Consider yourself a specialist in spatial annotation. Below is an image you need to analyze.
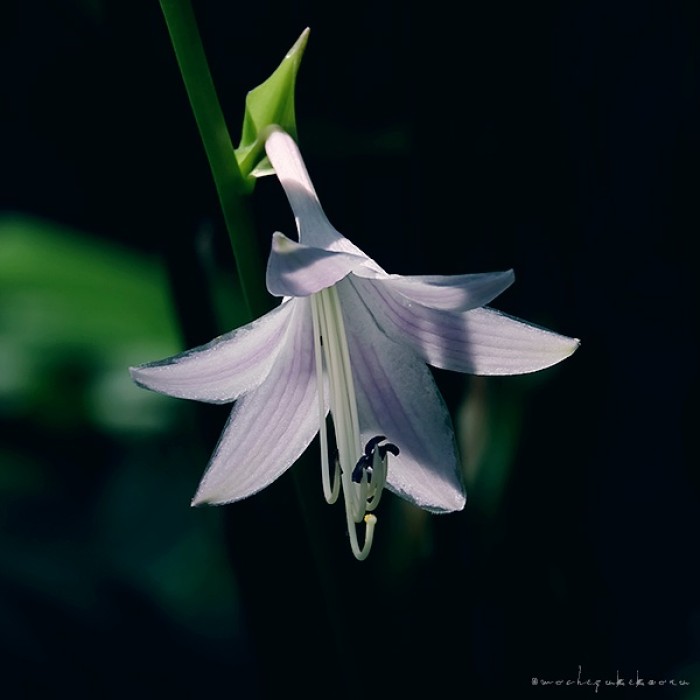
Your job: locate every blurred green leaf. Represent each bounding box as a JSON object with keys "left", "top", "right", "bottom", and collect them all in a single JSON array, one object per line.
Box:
[
  {"left": 0, "top": 213, "right": 181, "bottom": 433},
  {"left": 0, "top": 214, "right": 178, "bottom": 345}
]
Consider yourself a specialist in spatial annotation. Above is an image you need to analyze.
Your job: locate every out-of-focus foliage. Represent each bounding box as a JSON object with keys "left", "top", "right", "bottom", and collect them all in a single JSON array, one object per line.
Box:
[
  {"left": 0, "top": 214, "right": 180, "bottom": 433},
  {"left": 0, "top": 214, "right": 255, "bottom": 696}
]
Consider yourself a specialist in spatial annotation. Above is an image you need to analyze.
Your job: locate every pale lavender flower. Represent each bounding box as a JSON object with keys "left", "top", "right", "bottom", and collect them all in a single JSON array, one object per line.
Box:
[{"left": 130, "top": 129, "right": 579, "bottom": 559}]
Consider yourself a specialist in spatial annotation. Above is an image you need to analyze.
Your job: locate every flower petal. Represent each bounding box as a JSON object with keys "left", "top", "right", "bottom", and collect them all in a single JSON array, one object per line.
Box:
[
  {"left": 129, "top": 300, "right": 293, "bottom": 404},
  {"left": 266, "top": 232, "right": 369, "bottom": 297},
  {"left": 354, "top": 277, "right": 580, "bottom": 375},
  {"left": 364, "top": 269, "right": 515, "bottom": 311},
  {"left": 264, "top": 129, "right": 385, "bottom": 269},
  {"left": 265, "top": 129, "right": 345, "bottom": 250},
  {"left": 192, "top": 298, "right": 326, "bottom": 504},
  {"left": 338, "top": 278, "right": 465, "bottom": 513}
]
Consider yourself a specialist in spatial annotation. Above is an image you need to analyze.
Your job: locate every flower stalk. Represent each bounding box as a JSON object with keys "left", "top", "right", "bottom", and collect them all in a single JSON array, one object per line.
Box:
[{"left": 159, "top": 0, "right": 268, "bottom": 317}]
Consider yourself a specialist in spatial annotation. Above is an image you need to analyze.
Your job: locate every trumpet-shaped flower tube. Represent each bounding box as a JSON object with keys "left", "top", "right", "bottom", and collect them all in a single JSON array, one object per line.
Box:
[{"left": 130, "top": 129, "right": 579, "bottom": 560}]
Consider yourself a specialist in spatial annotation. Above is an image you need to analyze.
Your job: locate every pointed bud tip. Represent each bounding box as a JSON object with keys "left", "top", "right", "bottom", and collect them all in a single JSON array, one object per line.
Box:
[{"left": 287, "top": 27, "right": 310, "bottom": 59}]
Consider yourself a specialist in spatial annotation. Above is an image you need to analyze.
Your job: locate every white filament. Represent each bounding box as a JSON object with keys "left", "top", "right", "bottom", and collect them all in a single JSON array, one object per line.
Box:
[
  {"left": 310, "top": 286, "right": 385, "bottom": 560},
  {"left": 310, "top": 297, "right": 340, "bottom": 504}
]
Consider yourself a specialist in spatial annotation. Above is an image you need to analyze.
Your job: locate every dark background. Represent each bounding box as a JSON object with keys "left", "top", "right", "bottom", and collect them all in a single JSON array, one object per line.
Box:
[{"left": 1, "top": 1, "right": 698, "bottom": 698}]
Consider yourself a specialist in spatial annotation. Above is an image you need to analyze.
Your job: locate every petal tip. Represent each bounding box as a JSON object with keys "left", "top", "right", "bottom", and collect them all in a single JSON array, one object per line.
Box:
[
  {"left": 270, "top": 230, "right": 296, "bottom": 253},
  {"left": 191, "top": 483, "right": 222, "bottom": 507},
  {"left": 190, "top": 493, "right": 209, "bottom": 508},
  {"left": 422, "top": 488, "right": 466, "bottom": 514},
  {"left": 448, "top": 487, "right": 467, "bottom": 512},
  {"left": 128, "top": 365, "right": 152, "bottom": 389},
  {"left": 565, "top": 335, "right": 582, "bottom": 357}
]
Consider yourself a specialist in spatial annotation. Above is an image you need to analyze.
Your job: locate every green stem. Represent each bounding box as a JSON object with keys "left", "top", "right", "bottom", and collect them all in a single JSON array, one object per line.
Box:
[{"left": 159, "top": 0, "right": 269, "bottom": 318}]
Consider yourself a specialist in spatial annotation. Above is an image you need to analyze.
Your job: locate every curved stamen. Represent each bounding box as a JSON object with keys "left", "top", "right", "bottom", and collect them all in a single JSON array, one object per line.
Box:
[
  {"left": 329, "top": 454, "right": 341, "bottom": 502},
  {"left": 354, "top": 436, "right": 398, "bottom": 488},
  {"left": 317, "top": 290, "right": 364, "bottom": 522},
  {"left": 312, "top": 286, "right": 397, "bottom": 559},
  {"left": 346, "top": 512, "right": 377, "bottom": 561},
  {"left": 311, "top": 296, "right": 339, "bottom": 504}
]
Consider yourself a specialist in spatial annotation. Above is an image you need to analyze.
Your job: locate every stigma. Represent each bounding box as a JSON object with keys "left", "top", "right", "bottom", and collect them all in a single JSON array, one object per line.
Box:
[{"left": 309, "top": 286, "right": 398, "bottom": 560}]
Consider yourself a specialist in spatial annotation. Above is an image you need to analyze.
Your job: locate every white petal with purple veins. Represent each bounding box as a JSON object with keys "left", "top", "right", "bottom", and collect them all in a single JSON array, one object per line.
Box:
[
  {"left": 339, "top": 278, "right": 465, "bottom": 513},
  {"left": 265, "top": 129, "right": 344, "bottom": 251},
  {"left": 265, "top": 130, "right": 385, "bottom": 270},
  {"left": 355, "top": 276, "right": 580, "bottom": 375},
  {"left": 266, "top": 231, "right": 369, "bottom": 297},
  {"left": 192, "top": 298, "right": 327, "bottom": 504},
  {"left": 373, "top": 269, "right": 515, "bottom": 311},
  {"left": 129, "top": 300, "right": 294, "bottom": 404}
]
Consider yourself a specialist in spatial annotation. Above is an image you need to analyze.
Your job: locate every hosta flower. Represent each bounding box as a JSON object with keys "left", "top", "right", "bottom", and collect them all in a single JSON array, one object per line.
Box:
[{"left": 130, "top": 129, "right": 579, "bottom": 559}]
